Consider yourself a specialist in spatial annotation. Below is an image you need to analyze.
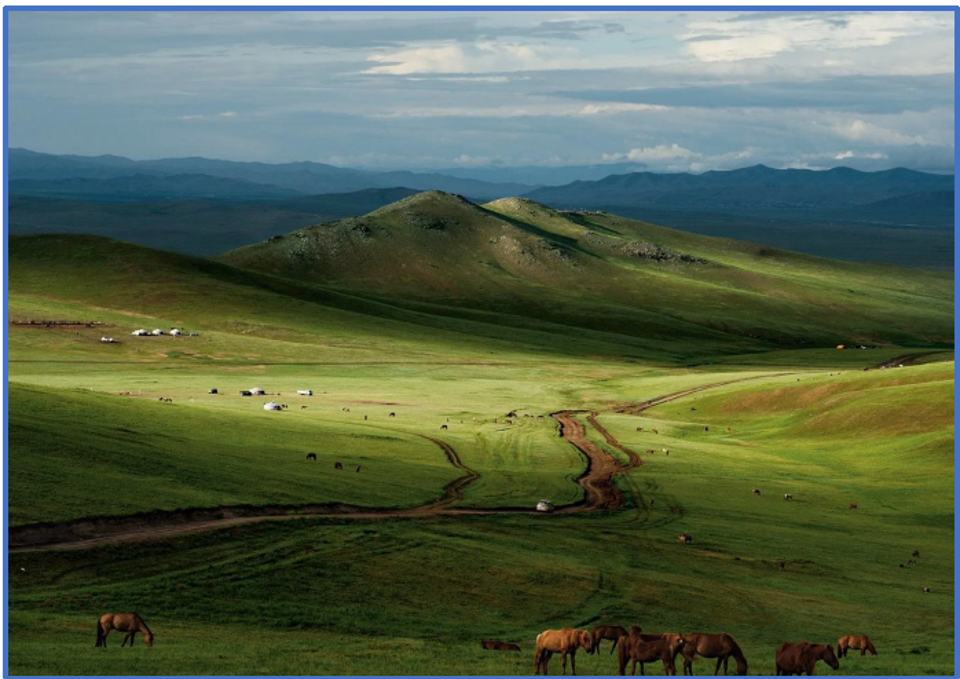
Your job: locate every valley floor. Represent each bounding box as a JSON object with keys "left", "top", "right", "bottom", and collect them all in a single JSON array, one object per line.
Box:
[{"left": 7, "top": 343, "right": 955, "bottom": 676}]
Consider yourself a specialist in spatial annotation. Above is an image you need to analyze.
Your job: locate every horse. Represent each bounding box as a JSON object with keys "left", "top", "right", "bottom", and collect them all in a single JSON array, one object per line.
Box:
[
  {"left": 679, "top": 632, "right": 748, "bottom": 676},
  {"left": 482, "top": 639, "right": 521, "bottom": 652},
  {"left": 389, "top": 412, "right": 396, "bottom": 418},
  {"left": 618, "top": 632, "right": 683, "bottom": 676},
  {"left": 591, "top": 626, "right": 628, "bottom": 655},
  {"left": 440, "top": 424, "right": 448, "bottom": 430},
  {"left": 334, "top": 462, "right": 343, "bottom": 470},
  {"left": 534, "top": 628, "right": 593, "bottom": 675},
  {"left": 837, "top": 635, "right": 877, "bottom": 658},
  {"left": 306, "top": 453, "right": 316, "bottom": 461},
  {"left": 753, "top": 489, "right": 761, "bottom": 495},
  {"left": 775, "top": 642, "right": 839, "bottom": 675},
  {"left": 784, "top": 494, "right": 793, "bottom": 501},
  {"left": 355, "top": 465, "right": 361, "bottom": 473},
  {"left": 849, "top": 503, "right": 858, "bottom": 510},
  {"left": 678, "top": 534, "right": 693, "bottom": 545},
  {"left": 95, "top": 612, "right": 153, "bottom": 648},
  {"left": 626, "top": 633, "right": 685, "bottom": 675},
  {"left": 912, "top": 550, "right": 920, "bottom": 558}
]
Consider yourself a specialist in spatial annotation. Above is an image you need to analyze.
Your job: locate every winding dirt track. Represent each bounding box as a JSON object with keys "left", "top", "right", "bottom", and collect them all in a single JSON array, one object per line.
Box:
[{"left": 9, "top": 375, "right": 785, "bottom": 554}]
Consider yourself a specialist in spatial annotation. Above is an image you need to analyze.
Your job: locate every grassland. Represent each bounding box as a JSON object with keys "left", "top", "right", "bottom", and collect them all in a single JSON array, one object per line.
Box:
[{"left": 6, "top": 195, "right": 954, "bottom": 675}]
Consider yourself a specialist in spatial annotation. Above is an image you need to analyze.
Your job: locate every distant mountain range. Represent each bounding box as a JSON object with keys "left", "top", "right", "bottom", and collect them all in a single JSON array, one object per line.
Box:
[
  {"left": 7, "top": 148, "right": 953, "bottom": 267},
  {"left": 524, "top": 164, "right": 954, "bottom": 221},
  {"left": 8, "top": 148, "right": 533, "bottom": 201}
]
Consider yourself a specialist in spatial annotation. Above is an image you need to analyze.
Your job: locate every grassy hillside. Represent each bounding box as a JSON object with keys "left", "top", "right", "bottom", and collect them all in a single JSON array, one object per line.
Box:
[
  {"left": 220, "top": 192, "right": 953, "bottom": 359},
  {"left": 8, "top": 364, "right": 954, "bottom": 675}
]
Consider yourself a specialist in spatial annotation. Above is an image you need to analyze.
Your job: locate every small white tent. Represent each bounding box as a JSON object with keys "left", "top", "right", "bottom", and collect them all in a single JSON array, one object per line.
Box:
[
  {"left": 151, "top": 328, "right": 164, "bottom": 336},
  {"left": 263, "top": 401, "right": 281, "bottom": 411},
  {"left": 170, "top": 328, "right": 182, "bottom": 336}
]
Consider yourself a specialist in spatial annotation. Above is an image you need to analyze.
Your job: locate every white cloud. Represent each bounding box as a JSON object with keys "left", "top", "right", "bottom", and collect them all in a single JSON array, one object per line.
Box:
[
  {"left": 827, "top": 118, "right": 929, "bottom": 146},
  {"left": 579, "top": 103, "right": 669, "bottom": 115},
  {"left": 835, "top": 150, "right": 887, "bottom": 160},
  {"left": 682, "top": 11, "right": 953, "bottom": 64},
  {"left": 603, "top": 143, "right": 699, "bottom": 163}
]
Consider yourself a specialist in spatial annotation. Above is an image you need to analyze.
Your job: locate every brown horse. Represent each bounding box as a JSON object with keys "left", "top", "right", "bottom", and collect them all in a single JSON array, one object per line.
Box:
[
  {"left": 775, "top": 642, "right": 839, "bottom": 675},
  {"left": 679, "top": 633, "right": 748, "bottom": 676},
  {"left": 628, "top": 633, "right": 685, "bottom": 675},
  {"left": 534, "top": 628, "right": 593, "bottom": 675},
  {"left": 617, "top": 632, "right": 683, "bottom": 676},
  {"left": 592, "top": 626, "right": 629, "bottom": 655},
  {"left": 482, "top": 639, "right": 521, "bottom": 651},
  {"left": 837, "top": 635, "right": 877, "bottom": 657},
  {"left": 95, "top": 613, "right": 153, "bottom": 648}
]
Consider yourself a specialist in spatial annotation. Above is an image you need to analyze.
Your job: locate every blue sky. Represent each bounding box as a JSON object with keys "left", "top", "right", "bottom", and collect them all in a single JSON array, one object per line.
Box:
[{"left": 8, "top": 10, "right": 955, "bottom": 172}]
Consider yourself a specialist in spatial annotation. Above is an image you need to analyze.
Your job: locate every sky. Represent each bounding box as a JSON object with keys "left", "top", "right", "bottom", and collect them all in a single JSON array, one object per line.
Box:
[{"left": 7, "top": 10, "right": 955, "bottom": 173}]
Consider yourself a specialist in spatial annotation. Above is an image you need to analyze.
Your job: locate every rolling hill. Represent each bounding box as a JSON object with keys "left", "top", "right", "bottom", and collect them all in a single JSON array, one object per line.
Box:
[{"left": 219, "top": 192, "right": 953, "bottom": 357}]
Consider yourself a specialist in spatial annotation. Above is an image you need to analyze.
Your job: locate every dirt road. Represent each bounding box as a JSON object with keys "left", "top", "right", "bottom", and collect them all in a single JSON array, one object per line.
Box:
[{"left": 9, "top": 376, "right": 784, "bottom": 553}]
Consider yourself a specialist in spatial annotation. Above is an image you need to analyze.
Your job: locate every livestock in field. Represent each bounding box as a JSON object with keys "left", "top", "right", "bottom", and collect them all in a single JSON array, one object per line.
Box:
[
  {"left": 306, "top": 453, "right": 316, "bottom": 461},
  {"left": 784, "top": 494, "right": 793, "bottom": 501},
  {"left": 482, "top": 639, "right": 521, "bottom": 652},
  {"left": 591, "top": 626, "right": 628, "bottom": 655},
  {"left": 628, "top": 633, "right": 686, "bottom": 676},
  {"left": 334, "top": 462, "right": 343, "bottom": 470},
  {"left": 95, "top": 613, "right": 153, "bottom": 648},
  {"left": 679, "top": 633, "right": 747, "bottom": 676},
  {"left": 775, "top": 642, "right": 839, "bottom": 676},
  {"left": 837, "top": 635, "right": 877, "bottom": 658},
  {"left": 534, "top": 628, "right": 593, "bottom": 675},
  {"left": 617, "top": 632, "right": 682, "bottom": 676},
  {"left": 679, "top": 534, "right": 693, "bottom": 545}
]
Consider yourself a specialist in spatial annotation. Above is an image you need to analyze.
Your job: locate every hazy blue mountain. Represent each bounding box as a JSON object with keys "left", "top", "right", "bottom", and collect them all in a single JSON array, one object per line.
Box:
[
  {"left": 8, "top": 174, "right": 303, "bottom": 201},
  {"left": 524, "top": 165, "right": 954, "bottom": 222},
  {"left": 9, "top": 148, "right": 534, "bottom": 200},
  {"left": 427, "top": 162, "right": 648, "bottom": 186}
]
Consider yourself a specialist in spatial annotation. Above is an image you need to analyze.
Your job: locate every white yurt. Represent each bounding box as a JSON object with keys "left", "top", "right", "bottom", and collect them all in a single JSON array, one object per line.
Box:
[
  {"left": 297, "top": 389, "right": 313, "bottom": 396},
  {"left": 170, "top": 328, "right": 182, "bottom": 336},
  {"left": 263, "top": 401, "right": 281, "bottom": 411},
  {"left": 151, "top": 328, "right": 164, "bottom": 335},
  {"left": 250, "top": 387, "right": 265, "bottom": 395},
  {"left": 536, "top": 500, "right": 555, "bottom": 513},
  {"left": 132, "top": 329, "right": 148, "bottom": 336}
]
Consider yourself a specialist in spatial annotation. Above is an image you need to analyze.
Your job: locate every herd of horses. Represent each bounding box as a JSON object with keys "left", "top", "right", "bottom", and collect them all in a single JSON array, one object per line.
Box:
[{"left": 532, "top": 625, "right": 877, "bottom": 676}]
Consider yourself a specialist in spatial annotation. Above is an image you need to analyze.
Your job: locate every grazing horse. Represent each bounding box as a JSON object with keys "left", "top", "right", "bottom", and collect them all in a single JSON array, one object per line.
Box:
[
  {"left": 591, "top": 626, "right": 628, "bottom": 655},
  {"left": 849, "top": 503, "right": 858, "bottom": 510},
  {"left": 482, "top": 639, "right": 521, "bottom": 651},
  {"left": 775, "top": 642, "right": 839, "bottom": 676},
  {"left": 678, "top": 534, "right": 693, "bottom": 545},
  {"left": 440, "top": 424, "right": 448, "bottom": 430},
  {"left": 784, "top": 494, "right": 793, "bottom": 501},
  {"left": 618, "top": 633, "right": 683, "bottom": 676},
  {"left": 534, "top": 628, "right": 593, "bottom": 675},
  {"left": 679, "top": 633, "right": 748, "bottom": 676},
  {"left": 355, "top": 465, "right": 361, "bottom": 473},
  {"left": 306, "top": 453, "right": 316, "bottom": 461},
  {"left": 837, "top": 635, "right": 877, "bottom": 657},
  {"left": 334, "top": 462, "right": 343, "bottom": 470},
  {"left": 300, "top": 405, "right": 308, "bottom": 410},
  {"left": 752, "top": 489, "right": 761, "bottom": 495},
  {"left": 95, "top": 613, "right": 153, "bottom": 648},
  {"left": 912, "top": 550, "right": 920, "bottom": 558},
  {"left": 389, "top": 412, "right": 396, "bottom": 418}
]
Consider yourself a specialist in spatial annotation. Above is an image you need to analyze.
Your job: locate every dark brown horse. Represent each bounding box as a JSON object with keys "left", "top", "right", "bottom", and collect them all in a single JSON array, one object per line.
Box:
[
  {"left": 680, "top": 633, "right": 748, "bottom": 676},
  {"left": 629, "top": 633, "right": 685, "bottom": 675},
  {"left": 591, "top": 626, "right": 629, "bottom": 655},
  {"left": 481, "top": 639, "right": 521, "bottom": 651},
  {"left": 617, "top": 632, "right": 683, "bottom": 676},
  {"left": 837, "top": 635, "right": 877, "bottom": 657},
  {"left": 775, "top": 642, "right": 839, "bottom": 675},
  {"left": 96, "top": 613, "right": 153, "bottom": 648}
]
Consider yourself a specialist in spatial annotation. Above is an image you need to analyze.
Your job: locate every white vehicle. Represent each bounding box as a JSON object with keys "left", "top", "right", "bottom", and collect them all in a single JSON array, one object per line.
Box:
[{"left": 536, "top": 500, "right": 555, "bottom": 513}]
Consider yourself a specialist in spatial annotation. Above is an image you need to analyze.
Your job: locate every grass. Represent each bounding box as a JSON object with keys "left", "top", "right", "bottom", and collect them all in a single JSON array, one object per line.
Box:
[{"left": 6, "top": 202, "right": 954, "bottom": 675}]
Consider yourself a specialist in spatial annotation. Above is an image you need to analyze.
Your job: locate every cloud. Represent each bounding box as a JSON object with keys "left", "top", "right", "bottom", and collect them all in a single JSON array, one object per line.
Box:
[
  {"left": 681, "top": 11, "right": 952, "bottom": 63},
  {"left": 602, "top": 144, "right": 699, "bottom": 163},
  {"left": 834, "top": 150, "right": 888, "bottom": 160},
  {"left": 826, "top": 118, "right": 929, "bottom": 146}
]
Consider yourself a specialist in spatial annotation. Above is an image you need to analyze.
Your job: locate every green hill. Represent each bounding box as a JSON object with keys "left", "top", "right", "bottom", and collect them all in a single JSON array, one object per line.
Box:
[{"left": 220, "top": 191, "right": 953, "bottom": 358}]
